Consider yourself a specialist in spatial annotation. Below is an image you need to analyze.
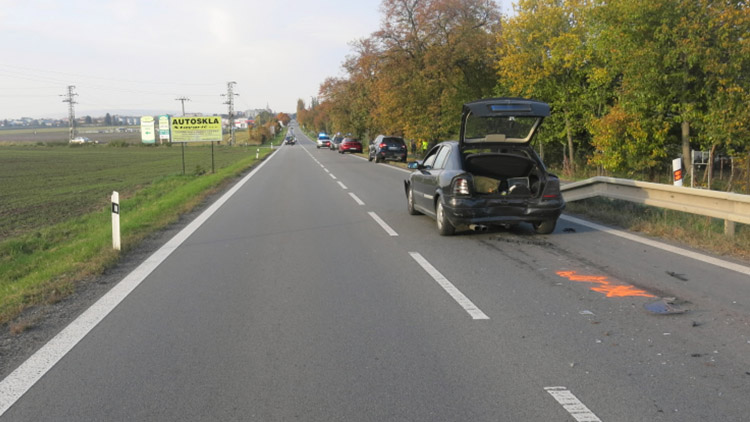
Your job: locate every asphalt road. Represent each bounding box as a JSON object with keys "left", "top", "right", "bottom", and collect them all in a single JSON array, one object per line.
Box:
[{"left": 1, "top": 123, "right": 750, "bottom": 421}]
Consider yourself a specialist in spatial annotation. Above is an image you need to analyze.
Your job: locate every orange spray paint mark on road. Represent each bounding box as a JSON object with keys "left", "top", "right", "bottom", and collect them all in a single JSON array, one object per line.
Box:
[{"left": 556, "top": 271, "right": 655, "bottom": 298}]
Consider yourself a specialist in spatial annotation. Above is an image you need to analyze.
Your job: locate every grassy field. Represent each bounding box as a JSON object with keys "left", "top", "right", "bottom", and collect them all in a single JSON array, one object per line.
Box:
[
  {"left": 0, "top": 143, "right": 263, "bottom": 240},
  {"left": 0, "top": 126, "right": 141, "bottom": 144},
  {"left": 0, "top": 138, "right": 278, "bottom": 327}
]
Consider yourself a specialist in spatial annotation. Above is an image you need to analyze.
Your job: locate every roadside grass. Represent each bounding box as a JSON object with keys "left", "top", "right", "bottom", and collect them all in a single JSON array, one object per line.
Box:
[
  {"left": 565, "top": 198, "right": 750, "bottom": 261},
  {"left": 0, "top": 139, "right": 279, "bottom": 327}
]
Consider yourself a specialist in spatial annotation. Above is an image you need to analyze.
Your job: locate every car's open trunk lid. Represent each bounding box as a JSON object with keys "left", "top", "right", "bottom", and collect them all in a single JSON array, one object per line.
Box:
[{"left": 459, "top": 98, "right": 550, "bottom": 148}]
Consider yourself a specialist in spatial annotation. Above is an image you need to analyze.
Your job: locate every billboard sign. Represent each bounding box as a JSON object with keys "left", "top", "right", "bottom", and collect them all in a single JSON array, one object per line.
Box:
[
  {"left": 170, "top": 116, "right": 223, "bottom": 143},
  {"left": 158, "top": 115, "right": 171, "bottom": 142},
  {"left": 141, "top": 116, "right": 155, "bottom": 144}
]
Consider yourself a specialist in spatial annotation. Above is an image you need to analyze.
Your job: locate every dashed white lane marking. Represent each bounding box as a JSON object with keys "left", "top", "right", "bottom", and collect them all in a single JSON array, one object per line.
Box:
[
  {"left": 0, "top": 149, "right": 279, "bottom": 418},
  {"left": 349, "top": 193, "right": 365, "bottom": 206},
  {"left": 329, "top": 173, "right": 337, "bottom": 180},
  {"left": 324, "top": 168, "right": 330, "bottom": 173},
  {"left": 337, "top": 181, "right": 348, "bottom": 190},
  {"left": 368, "top": 212, "right": 398, "bottom": 236},
  {"left": 560, "top": 215, "right": 750, "bottom": 276},
  {"left": 408, "top": 252, "right": 489, "bottom": 320},
  {"left": 545, "top": 387, "right": 602, "bottom": 422}
]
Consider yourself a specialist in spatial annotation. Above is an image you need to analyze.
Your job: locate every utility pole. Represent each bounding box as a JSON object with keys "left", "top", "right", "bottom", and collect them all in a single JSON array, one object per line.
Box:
[
  {"left": 175, "top": 96, "right": 190, "bottom": 116},
  {"left": 60, "top": 85, "right": 78, "bottom": 141},
  {"left": 221, "top": 81, "right": 238, "bottom": 145}
]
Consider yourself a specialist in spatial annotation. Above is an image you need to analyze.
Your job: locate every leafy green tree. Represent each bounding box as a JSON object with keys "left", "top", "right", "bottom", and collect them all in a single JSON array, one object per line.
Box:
[
  {"left": 496, "top": 0, "right": 599, "bottom": 173},
  {"left": 589, "top": 0, "right": 710, "bottom": 177}
]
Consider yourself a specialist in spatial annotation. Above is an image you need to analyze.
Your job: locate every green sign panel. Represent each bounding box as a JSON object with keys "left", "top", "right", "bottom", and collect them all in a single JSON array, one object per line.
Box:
[{"left": 141, "top": 116, "right": 155, "bottom": 144}]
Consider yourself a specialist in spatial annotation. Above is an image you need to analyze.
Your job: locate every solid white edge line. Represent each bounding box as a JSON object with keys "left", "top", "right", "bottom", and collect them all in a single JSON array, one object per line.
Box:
[
  {"left": 409, "top": 252, "right": 489, "bottom": 320},
  {"left": 545, "top": 387, "right": 602, "bottom": 422},
  {"left": 0, "top": 150, "right": 279, "bottom": 417},
  {"left": 368, "top": 211, "right": 398, "bottom": 236},
  {"left": 560, "top": 215, "right": 750, "bottom": 276},
  {"left": 349, "top": 193, "right": 365, "bottom": 206},
  {"left": 337, "top": 181, "right": 348, "bottom": 190},
  {"left": 376, "top": 163, "right": 411, "bottom": 174}
]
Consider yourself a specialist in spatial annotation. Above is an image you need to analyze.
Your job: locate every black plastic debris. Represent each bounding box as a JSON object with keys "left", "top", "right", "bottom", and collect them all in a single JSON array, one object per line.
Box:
[
  {"left": 563, "top": 227, "right": 576, "bottom": 233},
  {"left": 645, "top": 298, "right": 687, "bottom": 315},
  {"left": 666, "top": 271, "right": 689, "bottom": 281}
]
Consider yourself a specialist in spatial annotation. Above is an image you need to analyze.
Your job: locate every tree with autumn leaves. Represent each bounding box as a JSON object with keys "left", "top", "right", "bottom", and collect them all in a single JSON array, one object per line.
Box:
[
  {"left": 300, "top": 0, "right": 750, "bottom": 188},
  {"left": 246, "top": 111, "right": 291, "bottom": 145},
  {"left": 299, "top": 0, "right": 500, "bottom": 145}
]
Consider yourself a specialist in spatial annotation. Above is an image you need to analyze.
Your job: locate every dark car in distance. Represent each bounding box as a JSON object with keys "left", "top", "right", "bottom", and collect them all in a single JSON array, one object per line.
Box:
[
  {"left": 339, "top": 137, "right": 363, "bottom": 154},
  {"left": 404, "top": 97, "right": 565, "bottom": 236},
  {"left": 369, "top": 135, "right": 407, "bottom": 163}
]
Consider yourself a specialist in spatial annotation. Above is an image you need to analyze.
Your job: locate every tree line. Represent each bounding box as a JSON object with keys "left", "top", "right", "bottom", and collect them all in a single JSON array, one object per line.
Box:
[{"left": 296, "top": 0, "right": 750, "bottom": 189}]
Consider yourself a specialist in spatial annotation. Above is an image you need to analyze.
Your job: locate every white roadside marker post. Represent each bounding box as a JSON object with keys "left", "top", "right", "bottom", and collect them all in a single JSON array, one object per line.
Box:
[{"left": 111, "top": 191, "right": 121, "bottom": 251}]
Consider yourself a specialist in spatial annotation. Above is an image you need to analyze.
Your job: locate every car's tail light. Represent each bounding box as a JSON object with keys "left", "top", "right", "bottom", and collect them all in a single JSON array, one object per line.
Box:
[
  {"left": 542, "top": 178, "right": 561, "bottom": 199},
  {"left": 379, "top": 142, "right": 387, "bottom": 149},
  {"left": 452, "top": 176, "right": 471, "bottom": 196}
]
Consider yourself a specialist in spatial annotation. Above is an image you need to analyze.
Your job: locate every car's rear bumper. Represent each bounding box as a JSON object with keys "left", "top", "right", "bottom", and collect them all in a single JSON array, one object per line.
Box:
[
  {"left": 378, "top": 151, "right": 407, "bottom": 161},
  {"left": 444, "top": 196, "right": 565, "bottom": 226}
]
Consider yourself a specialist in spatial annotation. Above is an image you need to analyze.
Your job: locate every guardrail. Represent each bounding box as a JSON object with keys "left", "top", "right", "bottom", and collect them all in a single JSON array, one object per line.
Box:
[{"left": 560, "top": 176, "right": 750, "bottom": 236}]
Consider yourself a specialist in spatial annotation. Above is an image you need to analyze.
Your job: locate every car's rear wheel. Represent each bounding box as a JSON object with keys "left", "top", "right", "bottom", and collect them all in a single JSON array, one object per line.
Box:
[
  {"left": 368, "top": 154, "right": 373, "bottom": 162},
  {"left": 407, "top": 186, "right": 421, "bottom": 215},
  {"left": 436, "top": 200, "right": 455, "bottom": 236},
  {"left": 532, "top": 219, "right": 556, "bottom": 235}
]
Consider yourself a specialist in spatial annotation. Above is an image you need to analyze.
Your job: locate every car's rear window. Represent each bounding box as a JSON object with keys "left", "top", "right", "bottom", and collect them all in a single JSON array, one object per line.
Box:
[
  {"left": 463, "top": 115, "right": 539, "bottom": 143},
  {"left": 383, "top": 137, "right": 404, "bottom": 146}
]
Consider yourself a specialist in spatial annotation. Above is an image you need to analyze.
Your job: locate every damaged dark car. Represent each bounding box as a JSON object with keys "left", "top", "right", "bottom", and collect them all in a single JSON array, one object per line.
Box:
[{"left": 404, "top": 97, "right": 565, "bottom": 235}]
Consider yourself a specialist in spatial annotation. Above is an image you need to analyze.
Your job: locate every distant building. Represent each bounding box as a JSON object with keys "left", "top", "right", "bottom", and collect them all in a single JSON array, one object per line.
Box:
[{"left": 234, "top": 119, "right": 254, "bottom": 129}]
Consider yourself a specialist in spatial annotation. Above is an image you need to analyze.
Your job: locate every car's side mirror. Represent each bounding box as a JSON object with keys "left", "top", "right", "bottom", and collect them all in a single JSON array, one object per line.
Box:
[{"left": 407, "top": 162, "right": 420, "bottom": 169}]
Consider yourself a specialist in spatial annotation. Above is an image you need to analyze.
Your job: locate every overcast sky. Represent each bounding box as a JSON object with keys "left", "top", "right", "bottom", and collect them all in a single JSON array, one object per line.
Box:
[{"left": 0, "top": 0, "right": 515, "bottom": 120}]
